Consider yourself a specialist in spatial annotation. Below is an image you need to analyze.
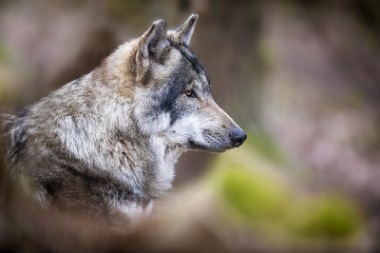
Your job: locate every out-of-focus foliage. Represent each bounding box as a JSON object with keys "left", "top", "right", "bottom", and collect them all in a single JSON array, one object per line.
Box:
[
  {"left": 245, "top": 129, "right": 288, "bottom": 165},
  {"left": 207, "top": 144, "right": 365, "bottom": 249},
  {"left": 288, "top": 195, "right": 361, "bottom": 239},
  {"left": 221, "top": 164, "right": 286, "bottom": 222}
]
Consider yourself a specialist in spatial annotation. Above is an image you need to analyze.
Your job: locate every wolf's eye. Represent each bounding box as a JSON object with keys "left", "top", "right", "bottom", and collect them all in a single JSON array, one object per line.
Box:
[{"left": 185, "top": 89, "right": 196, "bottom": 98}]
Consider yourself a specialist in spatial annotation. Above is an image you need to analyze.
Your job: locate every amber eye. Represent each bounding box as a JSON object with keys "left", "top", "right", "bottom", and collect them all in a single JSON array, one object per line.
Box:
[{"left": 185, "top": 89, "right": 196, "bottom": 98}]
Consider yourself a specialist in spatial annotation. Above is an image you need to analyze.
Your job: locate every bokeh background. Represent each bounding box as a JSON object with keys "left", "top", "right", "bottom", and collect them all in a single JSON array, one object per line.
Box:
[{"left": 1, "top": 0, "right": 380, "bottom": 252}]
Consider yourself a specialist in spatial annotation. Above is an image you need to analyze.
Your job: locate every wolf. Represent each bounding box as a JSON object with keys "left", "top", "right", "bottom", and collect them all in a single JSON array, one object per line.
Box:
[{"left": 2, "top": 14, "right": 246, "bottom": 223}]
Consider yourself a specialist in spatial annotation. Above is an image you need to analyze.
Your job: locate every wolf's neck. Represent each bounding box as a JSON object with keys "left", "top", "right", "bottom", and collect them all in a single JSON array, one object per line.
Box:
[
  {"left": 59, "top": 102, "right": 180, "bottom": 200},
  {"left": 148, "top": 135, "right": 185, "bottom": 195}
]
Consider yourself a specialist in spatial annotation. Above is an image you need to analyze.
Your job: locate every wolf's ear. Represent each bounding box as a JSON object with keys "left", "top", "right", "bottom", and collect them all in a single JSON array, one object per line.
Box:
[
  {"left": 136, "top": 20, "right": 169, "bottom": 76},
  {"left": 168, "top": 14, "right": 199, "bottom": 46}
]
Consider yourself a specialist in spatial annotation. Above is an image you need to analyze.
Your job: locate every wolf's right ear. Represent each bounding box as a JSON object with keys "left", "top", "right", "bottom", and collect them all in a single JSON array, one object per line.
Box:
[
  {"left": 167, "top": 14, "right": 199, "bottom": 46},
  {"left": 136, "top": 20, "right": 169, "bottom": 81}
]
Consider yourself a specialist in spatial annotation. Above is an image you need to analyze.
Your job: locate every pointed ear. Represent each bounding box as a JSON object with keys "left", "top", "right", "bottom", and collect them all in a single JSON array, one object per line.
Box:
[
  {"left": 168, "top": 14, "right": 199, "bottom": 46},
  {"left": 136, "top": 20, "right": 169, "bottom": 78}
]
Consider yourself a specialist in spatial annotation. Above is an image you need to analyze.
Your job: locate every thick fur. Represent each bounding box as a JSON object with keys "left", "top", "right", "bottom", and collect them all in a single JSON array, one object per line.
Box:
[{"left": 2, "top": 14, "right": 246, "bottom": 223}]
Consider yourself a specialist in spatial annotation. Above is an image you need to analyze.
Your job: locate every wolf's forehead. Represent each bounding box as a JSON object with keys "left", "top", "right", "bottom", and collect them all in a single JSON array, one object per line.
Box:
[{"left": 167, "top": 42, "right": 209, "bottom": 84}]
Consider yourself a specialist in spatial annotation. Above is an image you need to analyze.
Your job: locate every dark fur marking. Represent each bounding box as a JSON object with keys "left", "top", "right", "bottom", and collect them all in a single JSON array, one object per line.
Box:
[
  {"left": 128, "top": 48, "right": 138, "bottom": 82},
  {"left": 9, "top": 109, "right": 30, "bottom": 165},
  {"left": 63, "top": 165, "right": 137, "bottom": 203},
  {"left": 141, "top": 68, "right": 152, "bottom": 86},
  {"left": 42, "top": 180, "right": 63, "bottom": 198},
  {"left": 121, "top": 151, "right": 136, "bottom": 171},
  {"left": 155, "top": 62, "right": 193, "bottom": 125},
  {"left": 169, "top": 41, "right": 210, "bottom": 84}
]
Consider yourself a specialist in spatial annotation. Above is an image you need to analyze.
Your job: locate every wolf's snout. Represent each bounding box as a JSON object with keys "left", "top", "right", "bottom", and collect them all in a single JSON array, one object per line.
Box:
[{"left": 229, "top": 127, "right": 247, "bottom": 147}]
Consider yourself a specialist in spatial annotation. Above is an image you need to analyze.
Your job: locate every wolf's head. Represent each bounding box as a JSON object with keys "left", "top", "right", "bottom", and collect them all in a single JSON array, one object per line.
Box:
[{"left": 109, "top": 14, "right": 246, "bottom": 152}]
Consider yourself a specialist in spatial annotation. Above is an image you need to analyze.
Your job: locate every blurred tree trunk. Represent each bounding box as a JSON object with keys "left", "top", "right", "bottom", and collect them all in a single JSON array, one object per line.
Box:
[{"left": 194, "top": 0, "right": 263, "bottom": 127}]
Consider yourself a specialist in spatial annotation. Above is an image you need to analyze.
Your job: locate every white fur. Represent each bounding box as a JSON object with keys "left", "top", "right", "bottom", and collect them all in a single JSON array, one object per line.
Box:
[{"left": 117, "top": 201, "right": 153, "bottom": 226}]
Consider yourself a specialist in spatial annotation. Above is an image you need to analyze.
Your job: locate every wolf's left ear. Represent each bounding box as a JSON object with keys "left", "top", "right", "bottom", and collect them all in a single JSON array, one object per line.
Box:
[
  {"left": 138, "top": 20, "right": 169, "bottom": 60},
  {"left": 168, "top": 14, "right": 199, "bottom": 46},
  {"left": 136, "top": 20, "right": 169, "bottom": 81}
]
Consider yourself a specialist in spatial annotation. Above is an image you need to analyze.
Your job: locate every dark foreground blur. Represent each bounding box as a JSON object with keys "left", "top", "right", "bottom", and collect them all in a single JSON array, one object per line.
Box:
[{"left": 1, "top": 1, "right": 380, "bottom": 252}]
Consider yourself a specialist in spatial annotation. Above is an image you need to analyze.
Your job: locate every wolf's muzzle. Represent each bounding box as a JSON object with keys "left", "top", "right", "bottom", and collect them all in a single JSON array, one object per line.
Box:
[{"left": 229, "top": 127, "right": 247, "bottom": 147}]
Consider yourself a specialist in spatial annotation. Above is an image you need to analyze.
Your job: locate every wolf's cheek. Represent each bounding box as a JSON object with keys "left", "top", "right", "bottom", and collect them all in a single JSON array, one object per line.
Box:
[
  {"left": 167, "top": 113, "right": 224, "bottom": 151},
  {"left": 134, "top": 107, "right": 172, "bottom": 135},
  {"left": 169, "top": 114, "right": 204, "bottom": 143}
]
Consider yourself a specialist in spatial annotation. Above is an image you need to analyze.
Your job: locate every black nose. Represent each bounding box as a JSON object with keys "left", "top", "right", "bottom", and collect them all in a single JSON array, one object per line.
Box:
[{"left": 229, "top": 127, "right": 247, "bottom": 147}]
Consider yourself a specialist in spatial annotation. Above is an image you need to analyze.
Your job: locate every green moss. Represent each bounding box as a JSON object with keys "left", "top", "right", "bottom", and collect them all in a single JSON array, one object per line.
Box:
[
  {"left": 287, "top": 195, "right": 362, "bottom": 239},
  {"left": 211, "top": 146, "right": 364, "bottom": 241},
  {"left": 218, "top": 161, "right": 287, "bottom": 223}
]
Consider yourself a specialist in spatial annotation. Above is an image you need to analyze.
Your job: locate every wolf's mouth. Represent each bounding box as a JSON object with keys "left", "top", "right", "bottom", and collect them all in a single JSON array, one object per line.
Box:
[
  {"left": 188, "top": 139, "right": 207, "bottom": 150},
  {"left": 187, "top": 138, "right": 226, "bottom": 153}
]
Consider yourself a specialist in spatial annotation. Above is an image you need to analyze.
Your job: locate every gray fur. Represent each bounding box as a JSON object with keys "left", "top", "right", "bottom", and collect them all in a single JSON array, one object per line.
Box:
[{"left": 2, "top": 14, "right": 246, "bottom": 224}]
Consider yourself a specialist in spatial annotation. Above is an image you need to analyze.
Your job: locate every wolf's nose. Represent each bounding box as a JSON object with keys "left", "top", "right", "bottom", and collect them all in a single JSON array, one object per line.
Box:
[{"left": 229, "top": 127, "right": 247, "bottom": 147}]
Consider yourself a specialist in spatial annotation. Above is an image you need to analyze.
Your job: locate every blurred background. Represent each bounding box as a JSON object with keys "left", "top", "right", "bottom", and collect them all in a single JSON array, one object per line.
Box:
[{"left": 0, "top": 0, "right": 380, "bottom": 252}]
